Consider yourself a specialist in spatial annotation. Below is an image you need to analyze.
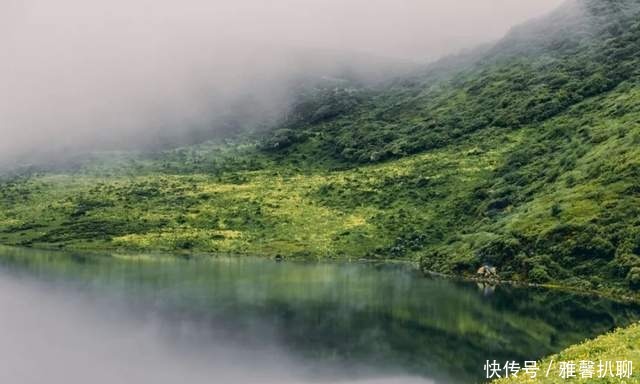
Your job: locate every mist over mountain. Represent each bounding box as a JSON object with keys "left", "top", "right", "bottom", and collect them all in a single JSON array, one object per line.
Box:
[
  {"left": 3, "top": 0, "right": 640, "bottom": 294},
  {"left": 0, "top": 0, "right": 565, "bottom": 167},
  {"left": 3, "top": 2, "right": 640, "bottom": 383}
]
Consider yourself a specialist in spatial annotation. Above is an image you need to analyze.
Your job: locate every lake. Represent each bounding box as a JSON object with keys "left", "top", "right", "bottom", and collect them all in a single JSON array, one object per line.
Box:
[{"left": 0, "top": 246, "right": 638, "bottom": 383}]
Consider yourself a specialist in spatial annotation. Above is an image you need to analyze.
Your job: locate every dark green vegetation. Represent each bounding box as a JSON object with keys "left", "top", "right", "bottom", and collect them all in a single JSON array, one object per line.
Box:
[
  {"left": 2, "top": 246, "right": 639, "bottom": 383},
  {"left": 2, "top": 0, "right": 640, "bottom": 294}
]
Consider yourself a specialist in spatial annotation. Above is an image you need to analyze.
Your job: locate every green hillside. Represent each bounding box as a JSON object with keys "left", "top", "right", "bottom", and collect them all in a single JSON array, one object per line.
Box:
[{"left": 1, "top": 0, "right": 640, "bottom": 294}]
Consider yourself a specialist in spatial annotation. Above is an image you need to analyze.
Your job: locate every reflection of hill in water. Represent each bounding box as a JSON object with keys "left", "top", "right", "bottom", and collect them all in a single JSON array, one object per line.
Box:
[{"left": 1, "top": 246, "right": 639, "bottom": 383}]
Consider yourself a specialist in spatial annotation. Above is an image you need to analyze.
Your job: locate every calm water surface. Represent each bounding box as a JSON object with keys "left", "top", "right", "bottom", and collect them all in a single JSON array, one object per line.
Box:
[{"left": 0, "top": 246, "right": 639, "bottom": 384}]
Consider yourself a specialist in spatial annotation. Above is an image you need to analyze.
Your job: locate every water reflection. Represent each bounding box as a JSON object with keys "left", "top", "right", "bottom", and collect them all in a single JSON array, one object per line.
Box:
[{"left": 0, "top": 246, "right": 638, "bottom": 384}]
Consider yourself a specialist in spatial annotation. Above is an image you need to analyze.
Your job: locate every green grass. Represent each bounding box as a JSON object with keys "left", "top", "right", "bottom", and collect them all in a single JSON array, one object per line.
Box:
[
  {"left": 2, "top": 79, "right": 640, "bottom": 297},
  {"left": 496, "top": 322, "right": 640, "bottom": 383},
  {"left": 1, "top": 0, "right": 640, "bottom": 377},
  {"left": 2, "top": 0, "right": 640, "bottom": 295},
  {"left": 0, "top": 127, "right": 508, "bottom": 260}
]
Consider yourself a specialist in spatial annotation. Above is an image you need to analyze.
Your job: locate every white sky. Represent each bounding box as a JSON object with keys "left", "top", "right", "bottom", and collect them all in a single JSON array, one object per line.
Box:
[{"left": 0, "top": 0, "right": 566, "bottom": 164}]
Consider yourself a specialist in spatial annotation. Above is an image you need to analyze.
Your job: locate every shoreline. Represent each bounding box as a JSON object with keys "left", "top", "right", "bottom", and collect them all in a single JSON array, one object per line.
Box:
[
  {"left": 2, "top": 242, "right": 638, "bottom": 304},
  {"left": 422, "top": 269, "right": 640, "bottom": 304}
]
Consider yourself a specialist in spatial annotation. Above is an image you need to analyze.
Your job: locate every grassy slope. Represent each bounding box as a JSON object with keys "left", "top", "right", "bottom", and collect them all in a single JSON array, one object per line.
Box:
[
  {"left": 0, "top": 127, "right": 509, "bottom": 258},
  {"left": 497, "top": 322, "right": 640, "bottom": 383},
  {"left": 2, "top": 80, "right": 639, "bottom": 294},
  {"left": 1, "top": 0, "right": 640, "bottom": 375},
  {"left": 0, "top": 0, "right": 640, "bottom": 288}
]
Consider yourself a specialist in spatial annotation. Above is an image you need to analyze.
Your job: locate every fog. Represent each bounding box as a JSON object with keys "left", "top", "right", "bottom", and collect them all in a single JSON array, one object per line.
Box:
[
  {"left": 0, "top": 270, "right": 432, "bottom": 384},
  {"left": 0, "top": 0, "right": 565, "bottom": 166}
]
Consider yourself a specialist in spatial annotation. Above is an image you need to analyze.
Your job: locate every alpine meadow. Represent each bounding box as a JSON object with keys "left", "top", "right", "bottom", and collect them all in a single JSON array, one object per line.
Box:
[{"left": 2, "top": 0, "right": 640, "bottom": 383}]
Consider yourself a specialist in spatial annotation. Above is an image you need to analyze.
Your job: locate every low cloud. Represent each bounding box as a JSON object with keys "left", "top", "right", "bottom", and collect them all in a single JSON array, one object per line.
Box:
[{"left": 0, "top": 0, "right": 565, "bottom": 166}]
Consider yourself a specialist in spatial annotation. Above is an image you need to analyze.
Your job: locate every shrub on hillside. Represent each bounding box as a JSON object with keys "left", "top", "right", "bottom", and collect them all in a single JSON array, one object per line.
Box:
[
  {"left": 259, "top": 129, "right": 305, "bottom": 151},
  {"left": 476, "top": 237, "right": 522, "bottom": 267},
  {"left": 540, "top": 224, "right": 615, "bottom": 261},
  {"left": 627, "top": 267, "right": 640, "bottom": 290},
  {"left": 529, "top": 265, "right": 552, "bottom": 284}
]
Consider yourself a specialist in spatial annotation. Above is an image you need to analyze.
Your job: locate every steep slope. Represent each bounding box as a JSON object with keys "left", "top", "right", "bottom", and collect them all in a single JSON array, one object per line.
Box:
[
  {"left": 262, "top": 0, "right": 640, "bottom": 164},
  {"left": 1, "top": 0, "right": 640, "bottom": 294}
]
